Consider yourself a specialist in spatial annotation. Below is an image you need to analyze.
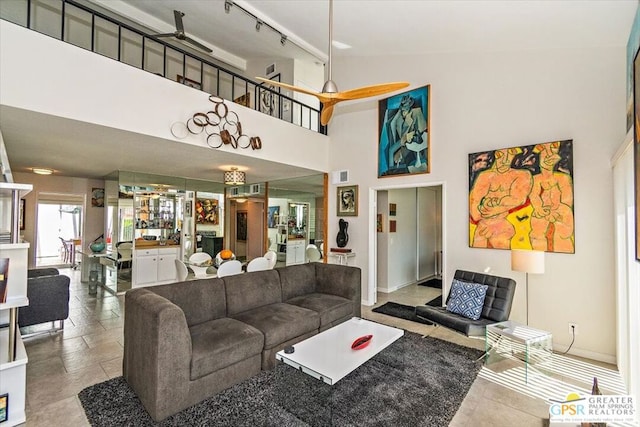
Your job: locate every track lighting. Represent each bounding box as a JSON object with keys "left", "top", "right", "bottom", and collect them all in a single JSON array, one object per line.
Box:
[
  {"left": 280, "top": 34, "right": 287, "bottom": 46},
  {"left": 255, "top": 19, "right": 262, "bottom": 32},
  {"left": 224, "top": 0, "right": 233, "bottom": 13}
]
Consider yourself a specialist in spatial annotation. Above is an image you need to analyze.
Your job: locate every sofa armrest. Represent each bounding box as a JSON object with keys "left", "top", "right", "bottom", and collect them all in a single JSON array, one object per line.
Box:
[
  {"left": 18, "top": 274, "right": 70, "bottom": 328},
  {"left": 123, "top": 289, "right": 192, "bottom": 421},
  {"left": 314, "top": 263, "right": 362, "bottom": 318},
  {"left": 27, "top": 268, "right": 60, "bottom": 278}
]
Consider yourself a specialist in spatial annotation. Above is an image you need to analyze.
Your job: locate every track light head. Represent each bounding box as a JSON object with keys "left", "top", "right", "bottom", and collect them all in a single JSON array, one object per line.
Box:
[
  {"left": 224, "top": 0, "right": 233, "bottom": 13},
  {"left": 255, "top": 19, "right": 263, "bottom": 32},
  {"left": 280, "top": 34, "right": 287, "bottom": 46}
]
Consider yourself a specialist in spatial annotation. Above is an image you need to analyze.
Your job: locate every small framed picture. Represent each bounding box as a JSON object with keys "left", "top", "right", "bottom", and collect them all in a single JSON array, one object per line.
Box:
[
  {"left": 177, "top": 75, "right": 202, "bottom": 90},
  {"left": 377, "top": 214, "right": 383, "bottom": 232},
  {"left": 389, "top": 203, "right": 397, "bottom": 216},
  {"left": 0, "top": 393, "right": 8, "bottom": 423},
  {"left": 390, "top": 220, "right": 397, "bottom": 233},
  {"left": 337, "top": 185, "right": 358, "bottom": 217}
]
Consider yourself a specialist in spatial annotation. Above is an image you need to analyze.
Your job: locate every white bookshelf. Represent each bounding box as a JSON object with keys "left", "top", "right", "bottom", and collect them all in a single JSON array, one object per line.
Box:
[{"left": 0, "top": 182, "right": 31, "bottom": 426}]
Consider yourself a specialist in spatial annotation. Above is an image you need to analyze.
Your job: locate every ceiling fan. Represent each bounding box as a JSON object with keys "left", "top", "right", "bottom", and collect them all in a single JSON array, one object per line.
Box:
[
  {"left": 256, "top": 0, "right": 409, "bottom": 126},
  {"left": 150, "top": 10, "right": 213, "bottom": 53}
]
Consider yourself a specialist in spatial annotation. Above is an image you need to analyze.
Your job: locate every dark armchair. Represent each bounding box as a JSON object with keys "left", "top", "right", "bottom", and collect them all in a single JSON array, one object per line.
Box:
[
  {"left": 415, "top": 269, "right": 516, "bottom": 337},
  {"left": 19, "top": 268, "right": 71, "bottom": 336}
]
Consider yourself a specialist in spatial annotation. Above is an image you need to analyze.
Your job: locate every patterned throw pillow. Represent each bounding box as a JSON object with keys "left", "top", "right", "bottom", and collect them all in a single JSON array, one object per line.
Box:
[{"left": 445, "top": 279, "right": 488, "bottom": 321}]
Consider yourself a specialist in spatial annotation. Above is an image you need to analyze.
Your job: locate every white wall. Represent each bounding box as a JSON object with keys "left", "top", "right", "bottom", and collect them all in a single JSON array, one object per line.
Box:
[
  {"left": 13, "top": 171, "right": 105, "bottom": 267},
  {"left": 376, "top": 190, "right": 389, "bottom": 291},
  {"left": 0, "top": 21, "right": 330, "bottom": 174},
  {"left": 386, "top": 188, "right": 417, "bottom": 291},
  {"left": 328, "top": 46, "right": 626, "bottom": 362}
]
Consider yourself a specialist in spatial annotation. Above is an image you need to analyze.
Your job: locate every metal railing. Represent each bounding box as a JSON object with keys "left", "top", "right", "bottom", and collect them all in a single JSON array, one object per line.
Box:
[{"left": 1, "top": 0, "right": 325, "bottom": 134}]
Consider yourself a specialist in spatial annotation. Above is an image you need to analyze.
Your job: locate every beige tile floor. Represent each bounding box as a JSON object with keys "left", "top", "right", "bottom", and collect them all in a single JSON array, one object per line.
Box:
[{"left": 19, "top": 269, "right": 626, "bottom": 426}]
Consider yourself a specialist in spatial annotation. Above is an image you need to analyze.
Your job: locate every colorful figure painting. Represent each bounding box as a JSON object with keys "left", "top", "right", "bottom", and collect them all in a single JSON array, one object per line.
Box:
[
  {"left": 468, "top": 140, "right": 574, "bottom": 253},
  {"left": 378, "top": 85, "right": 430, "bottom": 177}
]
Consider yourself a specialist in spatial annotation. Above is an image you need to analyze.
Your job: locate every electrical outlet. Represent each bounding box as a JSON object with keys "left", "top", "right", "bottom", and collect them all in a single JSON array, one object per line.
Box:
[{"left": 568, "top": 322, "right": 579, "bottom": 336}]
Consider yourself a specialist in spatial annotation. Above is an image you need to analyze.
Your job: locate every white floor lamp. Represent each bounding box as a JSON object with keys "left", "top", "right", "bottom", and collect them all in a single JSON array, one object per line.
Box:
[{"left": 510, "top": 249, "right": 545, "bottom": 326}]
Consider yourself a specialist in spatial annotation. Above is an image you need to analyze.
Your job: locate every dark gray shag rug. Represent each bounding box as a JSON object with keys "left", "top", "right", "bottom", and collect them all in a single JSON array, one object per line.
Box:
[
  {"left": 79, "top": 331, "right": 483, "bottom": 426},
  {"left": 372, "top": 301, "right": 434, "bottom": 326}
]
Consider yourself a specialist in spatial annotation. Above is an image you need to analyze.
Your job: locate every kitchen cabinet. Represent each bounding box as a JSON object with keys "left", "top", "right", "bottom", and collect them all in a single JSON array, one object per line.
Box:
[{"left": 132, "top": 246, "right": 179, "bottom": 288}]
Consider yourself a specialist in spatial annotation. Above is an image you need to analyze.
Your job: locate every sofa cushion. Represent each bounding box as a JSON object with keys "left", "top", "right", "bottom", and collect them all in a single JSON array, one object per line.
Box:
[
  {"left": 189, "top": 317, "right": 264, "bottom": 380},
  {"left": 231, "top": 303, "right": 319, "bottom": 349},
  {"left": 446, "top": 279, "right": 488, "bottom": 320},
  {"left": 278, "top": 263, "right": 317, "bottom": 301},
  {"left": 152, "top": 278, "right": 227, "bottom": 327},
  {"left": 286, "top": 293, "right": 353, "bottom": 329},
  {"left": 224, "top": 270, "right": 282, "bottom": 315}
]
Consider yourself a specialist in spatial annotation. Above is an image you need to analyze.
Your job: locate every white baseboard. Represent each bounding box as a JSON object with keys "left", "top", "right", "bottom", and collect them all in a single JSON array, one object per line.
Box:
[
  {"left": 378, "top": 281, "right": 415, "bottom": 294},
  {"left": 552, "top": 342, "right": 616, "bottom": 365}
]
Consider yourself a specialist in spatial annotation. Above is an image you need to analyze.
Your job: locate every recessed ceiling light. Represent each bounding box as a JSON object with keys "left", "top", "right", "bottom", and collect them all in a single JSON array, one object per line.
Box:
[
  {"left": 32, "top": 168, "right": 53, "bottom": 175},
  {"left": 332, "top": 40, "right": 351, "bottom": 50}
]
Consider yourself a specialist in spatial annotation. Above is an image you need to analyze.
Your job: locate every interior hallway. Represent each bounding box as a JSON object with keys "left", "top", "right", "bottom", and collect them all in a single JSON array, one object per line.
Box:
[{"left": 19, "top": 269, "right": 627, "bottom": 426}]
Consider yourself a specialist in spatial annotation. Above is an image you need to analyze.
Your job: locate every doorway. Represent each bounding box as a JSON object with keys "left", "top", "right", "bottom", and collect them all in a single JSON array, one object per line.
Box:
[
  {"left": 35, "top": 192, "right": 85, "bottom": 268},
  {"left": 369, "top": 183, "right": 445, "bottom": 306}
]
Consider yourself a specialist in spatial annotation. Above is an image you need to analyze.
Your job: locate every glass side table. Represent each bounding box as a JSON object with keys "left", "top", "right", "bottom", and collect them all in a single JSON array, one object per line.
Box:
[{"left": 485, "top": 320, "right": 553, "bottom": 383}]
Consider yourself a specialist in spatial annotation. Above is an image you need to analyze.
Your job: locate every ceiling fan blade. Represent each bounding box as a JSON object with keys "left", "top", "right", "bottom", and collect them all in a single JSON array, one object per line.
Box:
[
  {"left": 255, "top": 78, "right": 320, "bottom": 98},
  {"left": 334, "top": 82, "right": 410, "bottom": 101},
  {"left": 174, "top": 10, "right": 185, "bottom": 33},
  {"left": 320, "top": 104, "right": 335, "bottom": 126},
  {"left": 183, "top": 36, "right": 213, "bottom": 53}
]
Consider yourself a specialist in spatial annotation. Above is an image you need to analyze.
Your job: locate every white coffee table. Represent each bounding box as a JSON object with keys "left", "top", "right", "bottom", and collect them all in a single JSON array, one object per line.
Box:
[{"left": 275, "top": 317, "right": 404, "bottom": 385}]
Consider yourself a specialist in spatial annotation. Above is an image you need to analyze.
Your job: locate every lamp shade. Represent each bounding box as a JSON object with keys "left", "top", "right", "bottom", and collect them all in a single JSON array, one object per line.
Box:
[
  {"left": 223, "top": 169, "right": 246, "bottom": 185},
  {"left": 511, "top": 249, "right": 545, "bottom": 274}
]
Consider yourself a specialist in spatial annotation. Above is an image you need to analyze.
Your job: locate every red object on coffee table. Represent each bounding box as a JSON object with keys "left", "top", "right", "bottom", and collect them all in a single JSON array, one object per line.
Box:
[{"left": 351, "top": 335, "right": 373, "bottom": 350}]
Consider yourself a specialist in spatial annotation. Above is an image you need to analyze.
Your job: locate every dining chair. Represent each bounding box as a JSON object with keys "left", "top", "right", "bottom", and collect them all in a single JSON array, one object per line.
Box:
[
  {"left": 117, "top": 242, "right": 133, "bottom": 270},
  {"left": 175, "top": 259, "right": 189, "bottom": 281},
  {"left": 216, "top": 260, "right": 242, "bottom": 277},
  {"left": 305, "top": 244, "right": 322, "bottom": 263},
  {"left": 189, "top": 252, "right": 212, "bottom": 264},
  {"left": 246, "top": 257, "right": 269, "bottom": 272},
  {"left": 263, "top": 250, "right": 277, "bottom": 269}
]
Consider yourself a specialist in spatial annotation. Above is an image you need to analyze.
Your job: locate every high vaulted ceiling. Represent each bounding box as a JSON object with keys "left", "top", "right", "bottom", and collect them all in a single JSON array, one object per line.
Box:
[
  {"left": 1, "top": 0, "right": 637, "bottom": 185},
  {"left": 101, "top": 0, "right": 636, "bottom": 69}
]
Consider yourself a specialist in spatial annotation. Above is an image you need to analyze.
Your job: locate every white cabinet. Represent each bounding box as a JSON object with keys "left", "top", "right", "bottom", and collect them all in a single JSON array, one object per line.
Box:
[
  {"left": 157, "top": 250, "right": 178, "bottom": 282},
  {"left": 286, "top": 240, "right": 306, "bottom": 265},
  {"left": 132, "top": 247, "right": 179, "bottom": 288}
]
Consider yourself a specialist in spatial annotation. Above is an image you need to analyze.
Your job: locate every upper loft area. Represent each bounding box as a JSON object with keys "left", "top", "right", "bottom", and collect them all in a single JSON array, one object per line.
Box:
[{"left": 0, "top": 0, "right": 326, "bottom": 135}]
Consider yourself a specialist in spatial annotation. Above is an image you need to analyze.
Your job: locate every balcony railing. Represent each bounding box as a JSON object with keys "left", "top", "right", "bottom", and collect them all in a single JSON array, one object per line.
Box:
[{"left": 0, "top": 0, "right": 325, "bottom": 134}]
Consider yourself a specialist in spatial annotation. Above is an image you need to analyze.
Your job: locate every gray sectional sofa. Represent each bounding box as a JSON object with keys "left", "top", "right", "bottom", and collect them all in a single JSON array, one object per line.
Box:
[{"left": 123, "top": 262, "right": 361, "bottom": 421}]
